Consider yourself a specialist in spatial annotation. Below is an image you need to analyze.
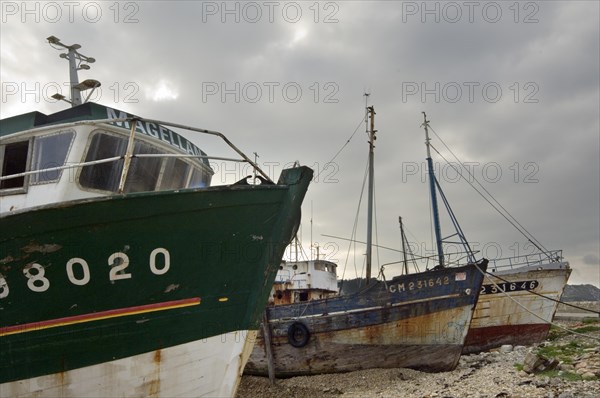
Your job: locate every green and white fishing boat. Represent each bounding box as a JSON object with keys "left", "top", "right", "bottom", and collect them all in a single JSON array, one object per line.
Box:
[{"left": 0, "top": 37, "right": 312, "bottom": 397}]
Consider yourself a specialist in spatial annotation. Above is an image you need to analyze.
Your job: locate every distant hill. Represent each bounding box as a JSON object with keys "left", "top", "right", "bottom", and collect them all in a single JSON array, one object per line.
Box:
[
  {"left": 338, "top": 278, "right": 370, "bottom": 295},
  {"left": 561, "top": 284, "right": 600, "bottom": 302},
  {"left": 338, "top": 279, "right": 600, "bottom": 302}
]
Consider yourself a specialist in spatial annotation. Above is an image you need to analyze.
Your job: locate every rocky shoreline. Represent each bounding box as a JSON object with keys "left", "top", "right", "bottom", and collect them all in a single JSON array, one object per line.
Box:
[{"left": 236, "top": 320, "right": 600, "bottom": 398}]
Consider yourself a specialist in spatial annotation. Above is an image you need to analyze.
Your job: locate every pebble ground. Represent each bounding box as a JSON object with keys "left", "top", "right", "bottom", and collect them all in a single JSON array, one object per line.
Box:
[{"left": 237, "top": 321, "right": 600, "bottom": 398}]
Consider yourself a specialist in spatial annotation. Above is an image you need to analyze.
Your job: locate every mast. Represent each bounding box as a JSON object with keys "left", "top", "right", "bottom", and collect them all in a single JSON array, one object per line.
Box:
[
  {"left": 422, "top": 112, "right": 445, "bottom": 268},
  {"left": 399, "top": 217, "right": 409, "bottom": 275},
  {"left": 366, "top": 105, "right": 376, "bottom": 284}
]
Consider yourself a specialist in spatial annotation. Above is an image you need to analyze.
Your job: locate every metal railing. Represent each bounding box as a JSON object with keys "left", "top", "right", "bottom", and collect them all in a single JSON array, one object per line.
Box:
[
  {"left": 488, "top": 249, "right": 564, "bottom": 271},
  {"left": 0, "top": 117, "right": 273, "bottom": 189}
]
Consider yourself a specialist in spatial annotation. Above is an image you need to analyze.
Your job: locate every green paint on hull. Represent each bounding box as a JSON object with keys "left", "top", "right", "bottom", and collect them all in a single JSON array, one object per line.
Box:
[{"left": 0, "top": 166, "right": 313, "bottom": 384}]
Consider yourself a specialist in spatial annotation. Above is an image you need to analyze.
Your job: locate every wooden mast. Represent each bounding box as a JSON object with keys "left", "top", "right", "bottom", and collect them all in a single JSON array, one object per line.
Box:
[{"left": 366, "top": 105, "right": 376, "bottom": 284}]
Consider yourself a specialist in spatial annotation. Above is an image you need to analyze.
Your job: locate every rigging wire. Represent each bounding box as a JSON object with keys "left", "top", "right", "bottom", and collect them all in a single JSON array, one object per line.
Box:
[
  {"left": 424, "top": 121, "right": 594, "bottom": 338},
  {"left": 427, "top": 181, "right": 436, "bottom": 269},
  {"left": 319, "top": 110, "right": 373, "bottom": 290},
  {"left": 427, "top": 124, "right": 551, "bottom": 257},
  {"left": 344, "top": 99, "right": 376, "bottom": 288},
  {"left": 316, "top": 105, "right": 371, "bottom": 290},
  {"left": 314, "top": 116, "right": 365, "bottom": 182},
  {"left": 403, "top": 224, "right": 424, "bottom": 273},
  {"left": 321, "top": 233, "right": 439, "bottom": 261},
  {"left": 339, "top": 157, "right": 370, "bottom": 287},
  {"left": 373, "top": 170, "right": 382, "bottom": 279},
  {"left": 433, "top": 177, "right": 476, "bottom": 264}
]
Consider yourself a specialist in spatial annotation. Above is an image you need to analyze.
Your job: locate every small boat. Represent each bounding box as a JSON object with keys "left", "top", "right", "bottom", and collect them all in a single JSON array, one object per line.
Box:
[
  {"left": 415, "top": 114, "right": 571, "bottom": 354},
  {"left": 244, "top": 106, "right": 487, "bottom": 378},
  {"left": 0, "top": 37, "right": 312, "bottom": 397}
]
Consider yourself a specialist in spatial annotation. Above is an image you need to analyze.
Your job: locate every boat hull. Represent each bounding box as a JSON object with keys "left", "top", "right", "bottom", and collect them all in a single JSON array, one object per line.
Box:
[
  {"left": 462, "top": 263, "right": 571, "bottom": 354},
  {"left": 245, "top": 262, "right": 486, "bottom": 377},
  {"left": 0, "top": 166, "right": 313, "bottom": 397},
  {"left": 3, "top": 330, "right": 255, "bottom": 398}
]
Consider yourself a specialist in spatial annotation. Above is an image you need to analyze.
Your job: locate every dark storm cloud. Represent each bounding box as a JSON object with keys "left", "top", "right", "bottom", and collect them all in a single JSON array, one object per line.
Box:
[{"left": 1, "top": 0, "right": 598, "bottom": 285}]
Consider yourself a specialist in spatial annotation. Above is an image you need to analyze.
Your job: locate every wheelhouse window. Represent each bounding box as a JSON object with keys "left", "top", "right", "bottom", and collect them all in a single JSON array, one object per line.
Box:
[
  {"left": 160, "top": 157, "right": 189, "bottom": 191},
  {"left": 79, "top": 133, "right": 126, "bottom": 192},
  {"left": 314, "top": 262, "right": 326, "bottom": 271},
  {"left": 189, "top": 167, "right": 209, "bottom": 189},
  {"left": 0, "top": 140, "right": 30, "bottom": 190},
  {"left": 1, "top": 131, "right": 75, "bottom": 193},
  {"left": 79, "top": 130, "right": 212, "bottom": 193},
  {"left": 30, "top": 131, "right": 75, "bottom": 184},
  {"left": 123, "top": 140, "right": 163, "bottom": 192}
]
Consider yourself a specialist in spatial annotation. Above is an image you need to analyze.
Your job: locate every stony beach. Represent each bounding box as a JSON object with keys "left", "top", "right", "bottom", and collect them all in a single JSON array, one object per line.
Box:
[{"left": 237, "top": 319, "right": 600, "bottom": 398}]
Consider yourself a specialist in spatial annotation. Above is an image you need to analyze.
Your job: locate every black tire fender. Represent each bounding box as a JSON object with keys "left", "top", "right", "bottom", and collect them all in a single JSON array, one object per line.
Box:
[{"left": 287, "top": 321, "right": 310, "bottom": 348}]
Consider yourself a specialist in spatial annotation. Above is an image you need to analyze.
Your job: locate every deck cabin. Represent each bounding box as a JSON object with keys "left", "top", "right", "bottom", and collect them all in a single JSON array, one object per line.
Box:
[
  {"left": 270, "top": 259, "right": 338, "bottom": 305},
  {"left": 0, "top": 103, "right": 214, "bottom": 214}
]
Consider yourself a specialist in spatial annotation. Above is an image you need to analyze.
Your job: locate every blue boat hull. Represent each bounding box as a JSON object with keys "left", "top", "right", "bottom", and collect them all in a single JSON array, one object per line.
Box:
[{"left": 245, "top": 262, "right": 487, "bottom": 376}]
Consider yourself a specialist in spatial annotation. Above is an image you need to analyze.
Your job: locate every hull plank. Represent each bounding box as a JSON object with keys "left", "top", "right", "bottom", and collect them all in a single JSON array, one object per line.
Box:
[
  {"left": 463, "top": 265, "right": 570, "bottom": 354},
  {"left": 247, "top": 305, "right": 472, "bottom": 376}
]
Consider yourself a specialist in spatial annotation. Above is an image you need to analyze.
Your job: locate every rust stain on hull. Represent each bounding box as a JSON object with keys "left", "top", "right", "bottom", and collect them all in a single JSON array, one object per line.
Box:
[
  {"left": 21, "top": 242, "right": 62, "bottom": 254},
  {"left": 144, "top": 349, "right": 161, "bottom": 397},
  {"left": 246, "top": 263, "right": 486, "bottom": 377},
  {"left": 463, "top": 267, "right": 570, "bottom": 354},
  {"left": 463, "top": 323, "right": 551, "bottom": 354},
  {"left": 246, "top": 306, "right": 471, "bottom": 377}
]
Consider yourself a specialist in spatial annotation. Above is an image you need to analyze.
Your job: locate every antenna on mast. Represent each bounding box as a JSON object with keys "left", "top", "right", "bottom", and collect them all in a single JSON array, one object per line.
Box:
[
  {"left": 47, "top": 35, "right": 100, "bottom": 107},
  {"left": 363, "top": 92, "right": 370, "bottom": 134}
]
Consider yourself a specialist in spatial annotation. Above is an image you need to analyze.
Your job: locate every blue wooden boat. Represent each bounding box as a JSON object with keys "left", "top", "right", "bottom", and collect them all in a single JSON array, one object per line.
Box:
[{"left": 245, "top": 107, "right": 487, "bottom": 377}]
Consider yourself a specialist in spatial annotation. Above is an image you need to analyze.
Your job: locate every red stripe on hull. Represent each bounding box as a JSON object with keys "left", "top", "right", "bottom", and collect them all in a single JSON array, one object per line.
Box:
[
  {"left": 462, "top": 323, "right": 550, "bottom": 354},
  {"left": 1, "top": 297, "right": 201, "bottom": 336}
]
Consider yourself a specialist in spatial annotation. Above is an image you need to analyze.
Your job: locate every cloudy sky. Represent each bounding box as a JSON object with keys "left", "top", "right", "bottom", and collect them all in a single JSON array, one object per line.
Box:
[{"left": 1, "top": 1, "right": 598, "bottom": 286}]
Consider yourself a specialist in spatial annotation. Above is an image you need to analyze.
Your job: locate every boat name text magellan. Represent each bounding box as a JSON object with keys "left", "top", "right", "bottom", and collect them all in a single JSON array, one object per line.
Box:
[
  {"left": 0, "top": 248, "right": 170, "bottom": 298},
  {"left": 106, "top": 108, "right": 206, "bottom": 157},
  {"left": 480, "top": 280, "right": 539, "bottom": 295},
  {"left": 388, "top": 276, "right": 450, "bottom": 293}
]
